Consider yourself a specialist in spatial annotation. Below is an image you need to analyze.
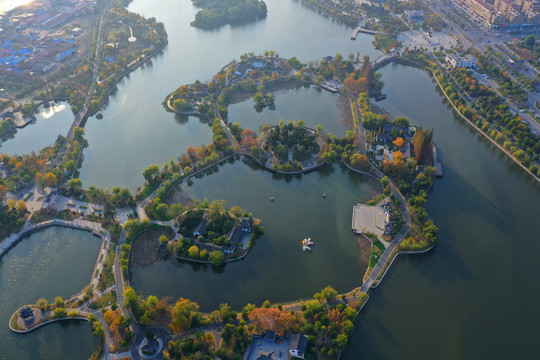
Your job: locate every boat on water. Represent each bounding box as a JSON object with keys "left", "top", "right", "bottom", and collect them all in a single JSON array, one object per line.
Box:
[
  {"left": 303, "top": 245, "right": 311, "bottom": 251},
  {"left": 302, "top": 238, "right": 314, "bottom": 246}
]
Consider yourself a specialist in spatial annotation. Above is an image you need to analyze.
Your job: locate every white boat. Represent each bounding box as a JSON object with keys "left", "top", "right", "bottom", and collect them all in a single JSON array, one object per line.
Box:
[{"left": 303, "top": 245, "right": 311, "bottom": 251}]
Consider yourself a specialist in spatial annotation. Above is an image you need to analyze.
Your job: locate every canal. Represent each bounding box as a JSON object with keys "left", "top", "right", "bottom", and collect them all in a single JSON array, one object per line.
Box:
[{"left": 0, "top": 226, "right": 100, "bottom": 360}]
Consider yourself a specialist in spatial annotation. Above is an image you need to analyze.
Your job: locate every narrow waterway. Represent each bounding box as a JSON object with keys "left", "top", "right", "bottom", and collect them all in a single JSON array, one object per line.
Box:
[
  {"left": 0, "top": 226, "right": 100, "bottom": 360},
  {"left": 78, "top": 0, "right": 380, "bottom": 191},
  {"left": 131, "top": 160, "right": 381, "bottom": 311},
  {"left": 345, "top": 64, "right": 540, "bottom": 359},
  {"left": 0, "top": 102, "right": 73, "bottom": 155}
]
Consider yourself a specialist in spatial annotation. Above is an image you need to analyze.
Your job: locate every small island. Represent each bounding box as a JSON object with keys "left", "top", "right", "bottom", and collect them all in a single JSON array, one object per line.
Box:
[
  {"left": 262, "top": 120, "right": 325, "bottom": 172},
  {"left": 172, "top": 201, "right": 263, "bottom": 266},
  {"left": 190, "top": 0, "right": 267, "bottom": 29}
]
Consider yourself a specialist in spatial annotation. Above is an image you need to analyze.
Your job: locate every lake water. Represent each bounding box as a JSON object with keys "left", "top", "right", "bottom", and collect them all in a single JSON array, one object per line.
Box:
[
  {"left": 77, "top": 0, "right": 379, "bottom": 191},
  {"left": 227, "top": 85, "right": 351, "bottom": 138},
  {"left": 0, "top": 226, "right": 101, "bottom": 360},
  {"left": 344, "top": 64, "right": 540, "bottom": 359},
  {"left": 130, "top": 159, "right": 381, "bottom": 311},
  {"left": 2, "top": 0, "right": 540, "bottom": 357},
  {"left": 0, "top": 102, "right": 73, "bottom": 156}
]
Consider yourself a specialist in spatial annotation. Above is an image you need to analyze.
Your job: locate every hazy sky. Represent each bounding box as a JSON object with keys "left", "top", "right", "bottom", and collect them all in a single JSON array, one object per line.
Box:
[{"left": 0, "top": 0, "right": 33, "bottom": 14}]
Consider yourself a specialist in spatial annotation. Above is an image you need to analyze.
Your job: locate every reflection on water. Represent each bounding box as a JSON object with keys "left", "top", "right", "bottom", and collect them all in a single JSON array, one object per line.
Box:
[{"left": 0, "top": 102, "right": 73, "bottom": 155}]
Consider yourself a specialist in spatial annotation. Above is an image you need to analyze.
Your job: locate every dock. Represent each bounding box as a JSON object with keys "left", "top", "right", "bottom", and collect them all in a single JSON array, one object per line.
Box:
[
  {"left": 351, "top": 27, "right": 379, "bottom": 40},
  {"left": 319, "top": 83, "right": 339, "bottom": 93},
  {"left": 433, "top": 145, "right": 443, "bottom": 178}
]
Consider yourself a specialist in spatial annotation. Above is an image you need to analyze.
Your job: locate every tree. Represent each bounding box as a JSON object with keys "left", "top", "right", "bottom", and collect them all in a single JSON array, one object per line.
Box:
[
  {"left": 350, "top": 154, "right": 369, "bottom": 171},
  {"left": 124, "top": 287, "right": 142, "bottom": 315},
  {"left": 0, "top": 184, "right": 6, "bottom": 201},
  {"left": 7, "top": 199, "right": 16, "bottom": 210},
  {"left": 55, "top": 296, "right": 65, "bottom": 308},
  {"left": 412, "top": 126, "right": 433, "bottom": 165},
  {"left": 37, "top": 298, "right": 48, "bottom": 310},
  {"left": 335, "top": 333, "right": 349, "bottom": 349},
  {"left": 156, "top": 203, "right": 169, "bottom": 218},
  {"left": 16, "top": 200, "right": 26, "bottom": 212},
  {"left": 68, "top": 178, "right": 83, "bottom": 189},
  {"left": 314, "top": 286, "right": 338, "bottom": 302},
  {"left": 188, "top": 245, "right": 200, "bottom": 259},
  {"left": 248, "top": 307, "right": 298, "bottom": 334},
  {"left": 53, "top": 307, "right": 67, "bottom": 319},
  {"left": 142, "top": 164, "right": 160, "bottom": 184},
  {"left": 44, "top": 172, "right": 57, "bottom": 187},
  {"left": 523, "top": 35, "right": 536, "bottom": 48},
  {"left": 392, "top": 137, "right": 405, "bottom": 147},
  {"left": 209, "top": 250, "right": 225, "bottom": 267},
  {"left": 159, "top": 235, "right": 168, "bottom": 244},
  {"left": 230, "top": 206, "right": 244, "bottom": 217},
  {"left": 219, "top": 303, "right": 237, "bottom": 323},
  {"left": 171, "top": 298, "right": 200, "bottom": 333}
]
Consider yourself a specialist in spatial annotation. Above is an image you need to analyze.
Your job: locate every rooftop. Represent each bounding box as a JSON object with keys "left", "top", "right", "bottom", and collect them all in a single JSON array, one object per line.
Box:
[{"left": 244, "top": 335, "right": 290, "bottom": 360}]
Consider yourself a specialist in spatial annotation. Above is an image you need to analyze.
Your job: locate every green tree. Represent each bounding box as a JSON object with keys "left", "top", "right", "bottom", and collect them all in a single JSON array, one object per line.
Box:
[
  {"left": 53, "top": 307, "right": 67, "bottom": 319},
  {"left": 159, "top": 235, "right": 168, "bottom": 244},
  {"left": 55, "top": 296, "right": 65, "bottom": 308},
  {"left": 143, "top": 164, "right": 160, "bottom": 184},
  {"left": 209, "top": 250, "right": 225, "bottom": 266},
  {"left": 124, "top": 287, "right": 142, "bottom": 315},
  {"left": 171, "top": 298, "right": 199, "bottom": 332},
  {"left": 523, "top": 35, "right": 536, "bottom": 48},
  {"left": 314, "top": 286, "right": 338, "bottom": 302},
  {"left": 219, "top": 303, "right": 237, "bottom": 323}
]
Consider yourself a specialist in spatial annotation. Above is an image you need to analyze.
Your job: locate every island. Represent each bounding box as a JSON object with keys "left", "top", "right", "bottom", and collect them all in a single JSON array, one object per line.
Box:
[{"left": 190, "top": 0, "right": 267, "bottom": 29}]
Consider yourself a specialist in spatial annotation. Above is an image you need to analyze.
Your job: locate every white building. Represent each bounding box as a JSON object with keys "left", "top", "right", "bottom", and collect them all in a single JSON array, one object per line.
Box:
[{"left": 445, "top": 53, "right": 478, "bottom": 68}]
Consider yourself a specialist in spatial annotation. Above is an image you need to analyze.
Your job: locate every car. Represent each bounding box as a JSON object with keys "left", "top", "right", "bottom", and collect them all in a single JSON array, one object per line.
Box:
[{"left": 519, "top": 109, "right": 526, "bottom": 113}]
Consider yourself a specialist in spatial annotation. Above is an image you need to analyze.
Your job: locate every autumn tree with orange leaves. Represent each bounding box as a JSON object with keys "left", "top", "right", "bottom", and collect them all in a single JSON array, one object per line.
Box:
[{"left": 248, "top": 307, "right": 299, "bottom": 334}]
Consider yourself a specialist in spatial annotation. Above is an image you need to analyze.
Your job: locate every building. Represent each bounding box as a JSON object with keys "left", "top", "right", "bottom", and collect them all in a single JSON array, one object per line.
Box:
[
  {"left": 192, "top": 218, "right": 207, "bottom": 237},
  {"left": 455, "top": 0, "right": 540, "bottom": 24},
  {"left": 445, "top": 53, "right": 477, "bottom": 68},
  {"left": 239, "top": 217, "right": 254, "bottom": 231},
  {"left": 244, "top": 332, "right": 309, "bottom": 360},
  {"left": 288, "top": 333, "right": 308, "bottom": 359},
  {"left": 460, "top": 0, "right": 496, "bottom": 24}
]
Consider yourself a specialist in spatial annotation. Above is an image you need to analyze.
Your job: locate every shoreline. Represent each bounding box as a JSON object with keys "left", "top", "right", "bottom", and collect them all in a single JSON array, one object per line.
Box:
[{"left": 427, "top": 67, "right": 540, "bottom": 184}]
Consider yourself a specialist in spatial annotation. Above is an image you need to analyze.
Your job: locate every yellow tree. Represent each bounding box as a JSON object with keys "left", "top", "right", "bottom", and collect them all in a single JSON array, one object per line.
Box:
[
  {"left": 44, "top": 172, "right": 57, "bottom": 187},
  {"left": 170, "top": 298, "right": 199, "bottom": 333},
  {"left": 35, "top": 172, "right": 44, "bottom": 190},
  {"left": 16, "top": 200, "right": 26, "bottom": 212},
  {"left": 7, "top": 199, "right": 16, "bottom": 210}
]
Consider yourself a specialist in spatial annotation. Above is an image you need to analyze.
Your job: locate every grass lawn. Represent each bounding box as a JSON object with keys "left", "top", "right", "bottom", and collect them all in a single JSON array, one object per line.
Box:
[{"left": 369, "top": 239, "right": 386, "bottom": 268}]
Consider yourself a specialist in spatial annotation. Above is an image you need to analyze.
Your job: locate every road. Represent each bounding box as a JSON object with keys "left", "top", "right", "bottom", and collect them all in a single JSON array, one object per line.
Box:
[
  {"left": 360, "top": 168, "right": 411, "bottom": 291},
  {"left": 52, "top": 5, "right": 107, "bottom": 167},
  {"left": 428, "top": 0, "right": 540, "bottom": 134}
]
